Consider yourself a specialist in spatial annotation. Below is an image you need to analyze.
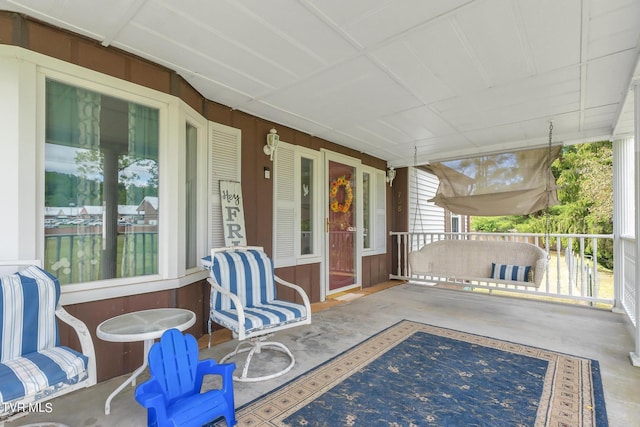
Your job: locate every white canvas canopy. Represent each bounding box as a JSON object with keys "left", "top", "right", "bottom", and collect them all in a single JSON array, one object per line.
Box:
[{"left": 428, "top": 146, "right": 561, "bottom": 216}]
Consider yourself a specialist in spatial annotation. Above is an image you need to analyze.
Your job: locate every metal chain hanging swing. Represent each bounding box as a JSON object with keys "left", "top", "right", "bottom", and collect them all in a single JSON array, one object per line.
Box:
[
  {"left": 544, "top": 122, "right": 554, "bottom": 259},
  {"left": 411, "top": 146, "right": 425, "bottom": 232}
]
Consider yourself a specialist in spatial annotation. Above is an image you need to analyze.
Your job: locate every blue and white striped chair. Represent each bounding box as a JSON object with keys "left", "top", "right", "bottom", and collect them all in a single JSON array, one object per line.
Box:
[
  {"left": 204, "top": 247, "right": 311, "bottom": 382},
  {"left": 0, "top": 263, "right": 96, "bottom": 421}
]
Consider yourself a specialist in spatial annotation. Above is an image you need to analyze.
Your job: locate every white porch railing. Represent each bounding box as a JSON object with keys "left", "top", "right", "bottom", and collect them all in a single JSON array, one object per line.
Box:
[{"left": 390, "top": 231, "right": 615, "bottom": 308}]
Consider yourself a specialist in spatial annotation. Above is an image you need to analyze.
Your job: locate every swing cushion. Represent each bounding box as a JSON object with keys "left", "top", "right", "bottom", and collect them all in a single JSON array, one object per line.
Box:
[
  {"left": 491, "top": 263, "right": 532, "bottom": 283},
  {"left": 408, "top": 239, "right": 547, "bottom": 287}
]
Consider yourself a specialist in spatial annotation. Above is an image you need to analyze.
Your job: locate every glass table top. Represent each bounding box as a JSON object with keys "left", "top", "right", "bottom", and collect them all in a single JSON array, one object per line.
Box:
[{"left": 96, "top": 308, "right": 196, "bottom": 342}]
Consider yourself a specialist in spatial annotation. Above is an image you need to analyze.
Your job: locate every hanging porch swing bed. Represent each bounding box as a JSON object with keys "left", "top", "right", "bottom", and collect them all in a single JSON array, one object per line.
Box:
[{"left": 408, "top": 142, "right": 561, "bottom": 288}]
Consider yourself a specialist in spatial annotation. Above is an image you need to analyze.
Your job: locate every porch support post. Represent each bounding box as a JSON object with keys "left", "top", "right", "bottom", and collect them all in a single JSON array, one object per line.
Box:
[
  {"left": 611, "top": 138, "right": 630, "bottom": 313},
  {"left": 631, "top": 82, "right": 640, "bottom": 367}
]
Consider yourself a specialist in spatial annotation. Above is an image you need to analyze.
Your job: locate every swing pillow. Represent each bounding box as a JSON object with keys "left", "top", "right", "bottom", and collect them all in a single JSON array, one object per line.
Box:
[{"left": 491, "top": 263, "right": 532, "bottom": 283}]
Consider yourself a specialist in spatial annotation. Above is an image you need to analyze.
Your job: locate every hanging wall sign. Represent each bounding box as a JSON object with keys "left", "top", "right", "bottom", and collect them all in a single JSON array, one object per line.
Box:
[{"left": 219, "top": 180, "right": 247, "bottom": 247}]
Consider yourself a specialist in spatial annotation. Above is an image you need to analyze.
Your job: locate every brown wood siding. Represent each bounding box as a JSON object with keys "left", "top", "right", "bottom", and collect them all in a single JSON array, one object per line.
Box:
[
  {"left": 362, "top": 254, "right": 390, "bottom": 288},
  {"left": 0, "top": 14, "right": 12, "bottom": 44},
  {"left": 274, "top": 263, "right": 321, "bottom": 304},
  {"left": 1, "top": 11, "right": 395, "bottom": 382}
]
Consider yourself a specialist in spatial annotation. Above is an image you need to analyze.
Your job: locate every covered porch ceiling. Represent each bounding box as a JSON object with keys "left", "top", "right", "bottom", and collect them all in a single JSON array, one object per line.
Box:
[{"left": 3, "top": 0, "right": 639, "bottom": 167}]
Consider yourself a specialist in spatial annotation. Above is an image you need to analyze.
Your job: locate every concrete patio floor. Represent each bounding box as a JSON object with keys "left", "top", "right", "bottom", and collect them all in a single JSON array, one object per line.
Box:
[{"left": 4, "top": 282, "right": 640, "bottom": 427}]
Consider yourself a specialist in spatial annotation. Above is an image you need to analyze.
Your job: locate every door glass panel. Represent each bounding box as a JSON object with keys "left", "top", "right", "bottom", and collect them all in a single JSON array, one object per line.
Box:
[{"left": 328, "top": 160, "right": 356, "bottom": 291}]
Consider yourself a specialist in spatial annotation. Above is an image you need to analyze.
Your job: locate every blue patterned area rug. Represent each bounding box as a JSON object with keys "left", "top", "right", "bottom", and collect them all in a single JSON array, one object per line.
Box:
[{"left": 217, "top": 320, "right": 608, "bottom": 426}]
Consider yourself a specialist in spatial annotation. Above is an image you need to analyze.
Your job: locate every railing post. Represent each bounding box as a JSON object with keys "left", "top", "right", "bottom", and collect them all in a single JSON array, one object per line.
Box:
[
  {"left": 631, "top": 82, "right": 640, "bottom": 367},
  {"left": 612, "top": 138, "right": 632, "bottom": 313}
]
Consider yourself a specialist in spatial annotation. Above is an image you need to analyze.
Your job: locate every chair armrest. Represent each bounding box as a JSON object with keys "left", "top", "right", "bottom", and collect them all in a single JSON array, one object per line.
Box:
[
  {"left": 274, "top": 275, "right": 312, "bottom": 318},
  {"left": 533, "top": 256, "right": 548, "bottom": 287},
  {"left": 135, "top": 380, "right": 168, "bottom": 419},
  {"left": 55, "top": 305, "right": 97, "bottom": 385},
  {"left": 195, "top": 359, "right": 236, "bottom": 393},
  {"left": 207, "top": 277, "right": 248, "bottom": 340}
]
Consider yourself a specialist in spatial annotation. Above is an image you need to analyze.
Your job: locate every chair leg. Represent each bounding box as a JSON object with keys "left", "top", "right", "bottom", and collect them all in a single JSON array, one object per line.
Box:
[{"left": 219, "top": 335, "right": 295, "bottom": 382}]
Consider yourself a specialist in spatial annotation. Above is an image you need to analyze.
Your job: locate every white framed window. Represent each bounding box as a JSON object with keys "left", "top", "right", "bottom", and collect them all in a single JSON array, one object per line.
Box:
[
  {"left": 0, "top": 47, "right": 232, "bottom": 303},
  {"left": 185, "top": 123, "right": 198, "bottom": 269},
  {"left": 362, "top": 165, "right": 387, "bottom": 255},
  {"left": 184, "top": 117, "right": 211, "bottom": 272},
  {"left": 363, "top": 170, "right": 372, "bottom": 250},
  {"left": 451, "top": 214, "right": 460, "bottom": 233},
  {"left": 273, "top": 142, "right": 322, "bottom": 267},
  {"left": 44, "top": 78, "right": 162, "bottom": 285}
]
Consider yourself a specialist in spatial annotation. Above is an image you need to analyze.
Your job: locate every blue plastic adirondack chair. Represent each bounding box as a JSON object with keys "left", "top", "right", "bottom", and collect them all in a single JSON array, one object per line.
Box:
[{"left": 135, "top": 328, "right": 236, "bottom": 427}]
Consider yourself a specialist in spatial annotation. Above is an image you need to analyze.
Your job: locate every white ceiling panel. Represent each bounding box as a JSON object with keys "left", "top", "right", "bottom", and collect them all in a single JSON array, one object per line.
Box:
[
  {"left": 115, "top": 24, "right": 280, "bottom": 97},
  {"left": 185, "top": 74, "right": 254, "bottom": 109},
  {"left": 381, "top": 107, "right": 456, "bottom": 141},
  {"left": 244, "top": 100, "right": 334, "bottom": 136},
  {"left": 581, "top": 106, "right": 620, "bottom": 133},
  {"left": 415, "top": 135, "right": 477, "bottom": 163},
  {"left": 516, "top": 0, "right": 582, "bottom": 74},
  {"left": 371, "top": 41, "right": 456, "bottom": 104},
  {"left": 454, "top": 0, "right": 534, "bottom": 85},
  {"left": 518, "top": 113, "right": 581, "bottom": 143},
  {"left": 261, "top": 56, "right": 421, "bottom": 128},
  {"left": 431, "top": 65, "right": 582, "bottom": 130},
  {"left": 588, "top": 0, "right": 640, "bottom": 60},
  {"left": 463, "top": 122, "right": 528, "bottom": 147},
  {"left": 403, "top": 19, "right": 491, "bottom": 95},
  {"left": 237, "top": 0, "right": 359, "bottom": 64},
  {"left": 345, "top": 122, "right": 411, "bottom": 147},
  {"left": 330, "top": 0, "right": 472, "bottom": 48},
  {"left": 306, "top": 0, "right": 392, "bottom": 29},
  {"left": 585, "top": 51, "right": 639, "bottom": 109},
  {"left": 1, "top": 0, "right": 638, "bottom": 167}
]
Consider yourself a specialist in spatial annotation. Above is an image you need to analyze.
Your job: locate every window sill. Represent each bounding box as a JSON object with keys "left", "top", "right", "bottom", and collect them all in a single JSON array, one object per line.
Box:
[{"left": 60, "top": 269, "right": 209, "bottom": 306}]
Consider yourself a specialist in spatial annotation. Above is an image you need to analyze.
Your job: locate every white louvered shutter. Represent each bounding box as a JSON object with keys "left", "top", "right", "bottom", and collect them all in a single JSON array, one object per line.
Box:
[
  {"left": 273, "top": 142, "right": 296, "bottom": 267},
  {"left": 209, "top": 121, "right": 241, "bottom": 249}
]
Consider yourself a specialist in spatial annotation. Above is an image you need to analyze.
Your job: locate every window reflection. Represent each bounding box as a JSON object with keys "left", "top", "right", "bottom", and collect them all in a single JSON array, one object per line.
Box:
[{"left": 44, "top": 80, "right": 159, "bottom": 284}]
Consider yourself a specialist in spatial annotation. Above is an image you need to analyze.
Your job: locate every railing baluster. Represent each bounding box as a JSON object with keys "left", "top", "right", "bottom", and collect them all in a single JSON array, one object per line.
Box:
[
  {"left": 579, "top": 237, "right": 586, "bottom": 298},
  {"left": 555, "top": 236, "right": 562, "bottom": 295},
  {"left": 592, "top": 237, "right": 598, "bottom": 301}
]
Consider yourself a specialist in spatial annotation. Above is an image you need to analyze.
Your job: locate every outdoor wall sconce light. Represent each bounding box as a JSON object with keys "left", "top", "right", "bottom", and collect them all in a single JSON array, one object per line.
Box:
[
  {"left": 386, "top": 166, "right": 396, "bottom": 187},
  {"left": 264, "top": 128, "right": 279, "bottom": 161}
]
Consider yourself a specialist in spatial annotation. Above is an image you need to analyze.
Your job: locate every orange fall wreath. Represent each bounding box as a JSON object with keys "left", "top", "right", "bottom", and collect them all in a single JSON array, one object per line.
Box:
[{"left": 330, "top": 176, "right": 353, "bottom": 213}]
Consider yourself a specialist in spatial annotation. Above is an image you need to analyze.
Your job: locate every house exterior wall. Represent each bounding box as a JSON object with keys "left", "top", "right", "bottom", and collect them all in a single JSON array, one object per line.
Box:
[
  {"left": 407, "top": 166, "right": 469, "bottom": 234},
  {"left": 0, "top": 12, "right": 392, "bottom": 381},
  {"left": 408, "top": 167, "right": 445, "bottom": 234}
]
